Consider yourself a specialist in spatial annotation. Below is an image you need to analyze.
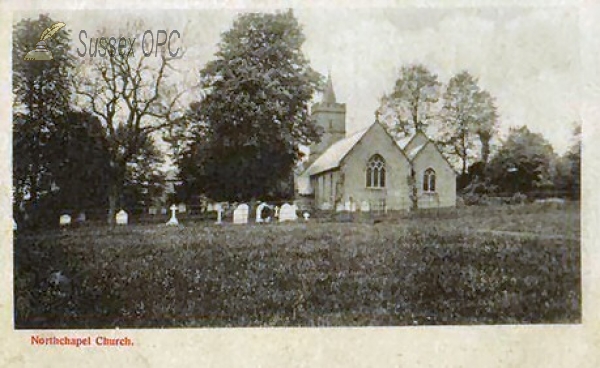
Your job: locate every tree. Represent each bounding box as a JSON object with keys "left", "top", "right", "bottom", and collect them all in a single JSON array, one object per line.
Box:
[
  {"left": 13, "top": 14, "right": 73, "bottom": 227},
  {"left": 553, "top": 122, "right": 581, "bottom": 199},
  {"left": 439, "top": 71, "right": 498, "bottom": 175},
  {"left": 75, "top": 21, "right": 185, "bottom": 223},
  {"left": 377, "top": 64, "right": 440, "bottom": 139},
  {"left": 181, "top": 10, "right": 321, "bottom": 202},
  {"left": 487, "top": 126, "right": 555, "bottom": 195}
]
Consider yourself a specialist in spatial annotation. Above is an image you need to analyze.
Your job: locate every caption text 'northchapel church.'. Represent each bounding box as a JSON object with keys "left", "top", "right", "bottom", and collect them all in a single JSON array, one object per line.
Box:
[{"left": 296, "top": 75, "right": 456, "bottom": 211}]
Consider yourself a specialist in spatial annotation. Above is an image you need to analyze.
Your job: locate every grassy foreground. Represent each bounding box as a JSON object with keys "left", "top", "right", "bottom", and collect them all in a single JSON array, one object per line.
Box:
[{"left": 14, "top": 203, "right": 580, "bottom": 328}]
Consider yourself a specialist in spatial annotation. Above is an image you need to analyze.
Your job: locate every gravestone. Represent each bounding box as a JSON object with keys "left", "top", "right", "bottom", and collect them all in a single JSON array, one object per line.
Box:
[
  {"left": 274, "top": 206, "right": 280, "bottom": 219},
  {"left": 59, "top": 214, "right": 71, "bottom": 226},
  {"left": 206, "top": 203, "right": 214, "bottom": 212},
  {"left": 178, "top": 203, "right": 187, "bottom": 213},
  {"left": 160, "top": 207, "right": 167, "bottom": 215},
  {"left": 116, "top": 210, "right": 128, "bottom": 225},
  {"left": 166, "top": 204, "right": 179, "bottom": 226},
  {"left": 149, "top": 206, "right": 158, "bottom": 215},
  {"left": 321, "top": 202, "right": 332, "bottom": 211},
  {"left": 215, "top": 203, "right": 223, "bottom": 224},
  {"left": 255, "top": 202, "right": 270, "bottom": 223},
  {"left": 13, "top": 218, "right": 17, "bottom": 231},
  {"left": 345, "top": 200, "right": 357, "bottom": 212},
  {"left": 233, "top": 203, "right": 249, "bottom": 224},
  {"left": 279, "top": 203, "right": 298, "bottom": 222},
  {"left": 303, "top": 212, "right": 310, "bottom": 221},
  {"left": 360, "top": 200, "right": 370, "bottom": 212},
  {"left": 336, "top": 203, "right": 345, "bottom": 212}
]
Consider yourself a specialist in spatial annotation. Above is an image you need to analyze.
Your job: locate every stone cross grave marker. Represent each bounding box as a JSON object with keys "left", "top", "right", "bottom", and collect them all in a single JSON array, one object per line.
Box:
[
  {"left": 116, "top": 210, "right": 128, "bottom": 225},
  {"left": 59, "top": 214, "right": 71, "bottom": 226},
  {"left": 233, "top": 203, "right": 249, "bottom": 224},
  {"left": 166, "top": 204, "right": 179, "bottom": 226},
  {"left": 279, "top": 203, "right": 298, "bottom": 222}
]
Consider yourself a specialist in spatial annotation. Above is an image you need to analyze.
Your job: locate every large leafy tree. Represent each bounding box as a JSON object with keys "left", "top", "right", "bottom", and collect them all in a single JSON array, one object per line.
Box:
[
  {"left": 181, "top": 10, "right": 321, "bottom": 201},
  {"left": 74, "top": 21, "right": 183, "bottom": 223},
  {"left": 12, "top": 15, "right": 72, "bottom": 218},
  {"left": 439, "top": 71, "right": 498, "bottom": 175},
  {"left": 377, "top": 64, "right": 441, "bottom": 139},
  {"left": 553, "top": 122, "right": 581, "bottom": 199},
  {"left": 487, "top": 126, "right": 555, "bottom": 194}
]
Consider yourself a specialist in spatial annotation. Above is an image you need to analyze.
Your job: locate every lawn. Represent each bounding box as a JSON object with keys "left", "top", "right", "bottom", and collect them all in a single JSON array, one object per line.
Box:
[{"left": 13, "top": 202, "right": 581, "bottom": 328}]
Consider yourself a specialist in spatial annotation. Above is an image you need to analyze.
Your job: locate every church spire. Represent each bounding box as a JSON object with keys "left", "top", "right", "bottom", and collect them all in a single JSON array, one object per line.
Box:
[{"left": 323, "top": 71, "right": 336, "bottom": 104}]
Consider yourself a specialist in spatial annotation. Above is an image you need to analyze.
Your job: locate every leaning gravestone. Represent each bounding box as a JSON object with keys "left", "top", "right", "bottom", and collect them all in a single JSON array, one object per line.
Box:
[
  {"left": 59, "top": 214, "right": 71, "bottom": 226},
  {"left": 233, "top": 203, "right": 249, "bottom": 224},
  {"left": 116, "top": 210, "right": 128, "bottom": 225},
  {"left": 279, "top": 203, "right": 298, "bottom": 222}
]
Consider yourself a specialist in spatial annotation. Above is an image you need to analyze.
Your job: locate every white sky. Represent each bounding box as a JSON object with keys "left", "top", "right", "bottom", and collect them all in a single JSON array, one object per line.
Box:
[{"left": 14, "top": 5, "right": 581, "bottom": 154}]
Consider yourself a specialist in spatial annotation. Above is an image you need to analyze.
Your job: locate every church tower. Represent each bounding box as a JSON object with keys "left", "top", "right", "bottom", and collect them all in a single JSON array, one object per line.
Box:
[{"left": 308, "top": 73, "right": 346, "bottom": 166}]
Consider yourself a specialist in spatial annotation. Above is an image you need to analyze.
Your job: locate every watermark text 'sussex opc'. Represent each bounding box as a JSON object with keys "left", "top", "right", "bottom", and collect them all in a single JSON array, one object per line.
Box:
[{"left": 77, "top": 30, "right": 181, "bottom": 58}]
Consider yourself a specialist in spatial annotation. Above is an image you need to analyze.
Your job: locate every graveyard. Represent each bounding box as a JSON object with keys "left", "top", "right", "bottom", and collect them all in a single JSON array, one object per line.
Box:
[{"left": 13, "top": 200, "right": 580, "bottom": 328}]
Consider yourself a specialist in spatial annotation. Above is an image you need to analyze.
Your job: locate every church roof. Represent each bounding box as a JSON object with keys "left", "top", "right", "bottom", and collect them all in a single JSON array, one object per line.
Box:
[{"left": 305, "top": 126, "right": 370, "bottom": 176}]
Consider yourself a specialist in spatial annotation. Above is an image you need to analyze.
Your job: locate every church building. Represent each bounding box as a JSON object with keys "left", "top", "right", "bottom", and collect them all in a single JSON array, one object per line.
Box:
[{"left": 298, "top": 74, "right": 456, "bottom": 211}]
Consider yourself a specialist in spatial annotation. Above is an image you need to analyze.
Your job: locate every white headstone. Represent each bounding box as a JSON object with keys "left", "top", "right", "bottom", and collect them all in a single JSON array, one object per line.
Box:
[
  {"left": 207, "top": 203, "right": 214, "bottom": 212},
  {"left": 233, "top": 203, "right": 249, "bottom": 224},
  {"left": 336, "top": 203, "right": 345, "bottom": 212},
  {"left": 166, "top": 204, "right": 179, "bottom": 226},
  {"left": 59, "top": 214, "right": 71, "bottom": 226},
  {"left": 255, "top": 202, "right": 268, "bottom": 223},
  {"left": 215, "top": 203, "right": 223, "bottom": 224},
  {"left": 274, "top": 206, "right": 280, "bottom": 218},
  {"left": 303, "top": 212, "right": 310, "bottom": 221},
  {"left": 361, "top": 201, "right": 370, "bottom": 212},
  {"left": 160, "top": 207, "right": 167, "bottom": 215},
  {"left": 116, "top": 210, "right": 128, "bottom": 225},
  {"left": 178, "top": 203, "right": 187, "bottom": 213},
  {"left": 321, "top": 202, "right": 332, "bottom": 211},
  {"left": 279, "top": 203, "right": 298, "bottom": 222},
  {"left": 13, "top": 218, "right": 17, "bottom": 231},
  {"left": 149, "top": 206, "right": 158, "bottom": 215}
]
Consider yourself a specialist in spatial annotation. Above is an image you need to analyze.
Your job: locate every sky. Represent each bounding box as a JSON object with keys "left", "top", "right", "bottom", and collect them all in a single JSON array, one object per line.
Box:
[{"left": 14, "top": 5, "right": 581, "bottom": 154}]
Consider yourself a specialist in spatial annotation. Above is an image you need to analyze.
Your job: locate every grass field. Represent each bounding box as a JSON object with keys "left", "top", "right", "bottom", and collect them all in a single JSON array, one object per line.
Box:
[{"left": 14, "top": 202, "right": 581, "bottom": 328}]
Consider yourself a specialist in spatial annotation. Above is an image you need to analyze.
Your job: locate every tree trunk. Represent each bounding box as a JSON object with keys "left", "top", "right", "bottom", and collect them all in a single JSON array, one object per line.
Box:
[{"left": 107, "top": 183, "right": 118, "bottom": 225}]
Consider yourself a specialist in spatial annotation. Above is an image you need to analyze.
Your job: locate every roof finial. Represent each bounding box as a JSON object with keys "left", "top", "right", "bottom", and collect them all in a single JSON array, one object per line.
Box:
[{"left": 323, "top": 70, "right": 336, "bottom": 104}]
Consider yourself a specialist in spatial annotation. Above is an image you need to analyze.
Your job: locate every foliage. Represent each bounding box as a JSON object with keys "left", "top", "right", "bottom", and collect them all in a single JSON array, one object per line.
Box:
[
  {"left": 439, "top": 71, "right": 498, "bottom": 174},
  {"left": 74, "top": 20, "right": 183, "bottom": 223},
  {"left": 12, "top": 14, "right": 73, "bottom": 227},
  {"left": 14, "top": 204, "right": 580, "bottom": 328},
  {"left": 552, "top": 122, "right": 581, "bottom": 200},
  {"left": 180, "top": 10, "right": 322, "bottom": 202},
  {"left": 377, "top": 64, "right": 441, "bottom": 139},
  {"left": 487, "top": 126, "right": 556, "bottom": 194}
]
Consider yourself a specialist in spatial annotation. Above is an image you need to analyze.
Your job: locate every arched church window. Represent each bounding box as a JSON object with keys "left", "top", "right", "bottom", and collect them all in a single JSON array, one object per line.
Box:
[
  {"left": 423, "top": 168, "right": 436, "bottom": 192},
  {"left": 366, "top": 154, "right": 386, "bottom": 188}
]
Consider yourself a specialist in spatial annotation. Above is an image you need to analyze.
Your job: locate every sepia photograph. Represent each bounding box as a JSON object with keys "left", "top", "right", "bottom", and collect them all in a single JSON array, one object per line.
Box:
[{"left": 10, "top": 5, "right": 583, "bottom": 332}]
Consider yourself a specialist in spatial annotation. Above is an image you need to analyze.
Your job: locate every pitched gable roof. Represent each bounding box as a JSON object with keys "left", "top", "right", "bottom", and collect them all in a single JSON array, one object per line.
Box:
[{"left": 305, "top": 126, "right": 370, "bottom": 176}]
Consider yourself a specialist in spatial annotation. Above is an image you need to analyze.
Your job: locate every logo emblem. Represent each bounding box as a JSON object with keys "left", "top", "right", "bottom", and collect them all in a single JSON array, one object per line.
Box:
[{"left": 23, "top": 22, "right": 66, "bottom": 61}]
